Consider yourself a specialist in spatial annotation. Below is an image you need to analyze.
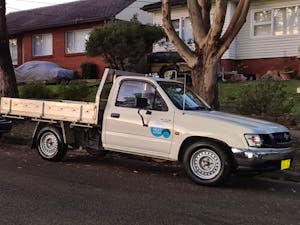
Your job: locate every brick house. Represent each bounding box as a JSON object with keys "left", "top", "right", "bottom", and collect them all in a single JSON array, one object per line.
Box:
[
  {"left": 142, "top": 0, "right": 300, "bottom": 77},
  {"left": 7, "top": 0, "right": 156, "bottom": 77}
]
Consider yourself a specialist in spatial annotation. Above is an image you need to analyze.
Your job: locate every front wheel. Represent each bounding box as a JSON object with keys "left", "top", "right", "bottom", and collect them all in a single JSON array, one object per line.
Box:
[
  {"left": 183, "top": 141, "right": 231, "bottom": 186},
  {"left": 36, "top": 127, "right": 67, "bottom": 161}
]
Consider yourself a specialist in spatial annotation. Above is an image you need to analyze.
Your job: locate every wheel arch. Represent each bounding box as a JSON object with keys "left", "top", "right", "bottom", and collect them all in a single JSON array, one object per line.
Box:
[
  {"left": 31, "top": 122, "right": 66, "bottom": 149},
  {"left": 178, "top": 136, "right": 236, "bottom": 168}
]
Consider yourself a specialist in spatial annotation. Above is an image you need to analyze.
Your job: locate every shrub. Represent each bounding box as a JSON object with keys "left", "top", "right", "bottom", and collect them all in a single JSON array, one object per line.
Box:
[
  {"left": 58, "top": 83, "right": 92, "bottom": 101},
  {"left": 81, "top": 62, "right": 99, "bottom": 79},
  {"left": 19, "top": 83, "right": 98, "bottom": 102},
  {"left": 235, "top": 80, "right": 294, "bottom": 116},
  {"left": 19, "top": 84, "right": 55, "bottom": 99}
]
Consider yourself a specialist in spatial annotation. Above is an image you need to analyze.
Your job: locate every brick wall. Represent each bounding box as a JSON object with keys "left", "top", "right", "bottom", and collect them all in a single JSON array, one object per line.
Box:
[
  {"left": 222, "top": 57, "right": 300, "bottom": 77},
  {"left": 14, "top": 22, "right": 108, "bottom": 78}
]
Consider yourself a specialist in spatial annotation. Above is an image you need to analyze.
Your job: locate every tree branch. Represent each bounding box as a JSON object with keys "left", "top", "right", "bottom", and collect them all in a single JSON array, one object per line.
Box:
[
  {"left": 220, "top": 0, "right": 244, "bottom": 43},
  {"left": 207, "top": 0, "right": 228, "bottom": 49},
  {"left": 217, "top": 0, "right": 250, "bottom": 59},
  {"left": 162, "top": 0, "right": 197, "bottom": 68},
  {"left": 197, "top": 0, "right": 211, "bottom": 33},
  {"left": 187, "top": 0, "right": 207, "bottom": 48}
]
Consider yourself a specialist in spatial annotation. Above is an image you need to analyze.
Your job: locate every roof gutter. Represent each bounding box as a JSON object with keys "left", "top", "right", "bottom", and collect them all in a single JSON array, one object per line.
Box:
[{"left": 142, "top": 0, "right": 239, "bottom": 12}]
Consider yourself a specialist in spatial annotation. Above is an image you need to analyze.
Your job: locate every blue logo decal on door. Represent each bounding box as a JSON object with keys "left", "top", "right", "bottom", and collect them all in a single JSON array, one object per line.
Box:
[{"left": 150, "top": 122, "right": 171, "bottom": 138}]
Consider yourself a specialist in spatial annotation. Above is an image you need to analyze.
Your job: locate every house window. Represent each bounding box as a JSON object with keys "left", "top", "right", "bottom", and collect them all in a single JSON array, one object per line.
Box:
[
  {"left": 9, "top": 39, "right": 18, "bottom": 65},
  {"left": 253, "top": 5, "right": 300, "bottom": 37},
  {"left": 65, "top": 29, "right": 91, "bottom": 54},
  {"left": 274, "top": 6, "right": 300, "bottom": 36},
  {"left": 253, "top": 10, "right": 272, "bottom": 36},
  {"left": 32, "top": 33, "right": 53, "bottom": 56}
]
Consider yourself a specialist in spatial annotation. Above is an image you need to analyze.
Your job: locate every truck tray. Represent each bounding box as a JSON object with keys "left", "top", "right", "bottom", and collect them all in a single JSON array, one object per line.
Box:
[{"left": 0, "top": 98, "right": 98, "bottom": 125}]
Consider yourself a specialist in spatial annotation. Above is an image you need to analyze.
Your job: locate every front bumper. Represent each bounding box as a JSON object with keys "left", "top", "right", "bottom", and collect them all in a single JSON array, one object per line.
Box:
[
  {"left": 0, "top": 119, "right": 12, "bottom": 134},
  {"left": 232, "top": 147, "right": 294, "bottom": 171}
]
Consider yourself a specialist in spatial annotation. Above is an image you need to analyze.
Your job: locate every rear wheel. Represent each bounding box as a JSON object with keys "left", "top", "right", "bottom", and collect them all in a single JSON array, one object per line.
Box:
[
  {"left": 36, "top": 127, "right": 67, "bottom": 161},
  {"left": 183, "top": 141, "right": 231, "bottom": 186}
]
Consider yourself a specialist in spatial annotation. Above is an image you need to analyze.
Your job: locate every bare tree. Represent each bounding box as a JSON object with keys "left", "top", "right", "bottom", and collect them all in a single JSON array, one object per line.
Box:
[
  {"left": 162, "top": 0, "right": 250, "bottom": 108},
  {"left": 0, "top": 0, "right": 18, "bottom": 97}
]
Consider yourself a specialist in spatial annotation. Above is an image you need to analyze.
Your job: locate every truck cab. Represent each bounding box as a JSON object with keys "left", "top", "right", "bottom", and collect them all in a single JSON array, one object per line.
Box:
[{"left": 102, "top": 74, "right": 293, "bottom": 185}]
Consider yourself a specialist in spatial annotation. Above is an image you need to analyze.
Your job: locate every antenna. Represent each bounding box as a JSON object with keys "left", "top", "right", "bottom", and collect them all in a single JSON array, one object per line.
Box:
[{"left": 182, "top": 73, "right": 186, "bottom": 114}]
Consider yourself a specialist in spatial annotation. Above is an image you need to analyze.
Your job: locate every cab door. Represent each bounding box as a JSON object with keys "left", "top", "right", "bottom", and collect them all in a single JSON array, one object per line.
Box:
[{"left": 104, "top": 80, "right": 174, "bottom": 158}]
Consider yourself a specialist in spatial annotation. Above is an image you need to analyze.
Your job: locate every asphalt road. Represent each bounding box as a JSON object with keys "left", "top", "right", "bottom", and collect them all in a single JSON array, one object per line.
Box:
[{"left": 0, "top": 143, "right": 299, "bottom": 225}]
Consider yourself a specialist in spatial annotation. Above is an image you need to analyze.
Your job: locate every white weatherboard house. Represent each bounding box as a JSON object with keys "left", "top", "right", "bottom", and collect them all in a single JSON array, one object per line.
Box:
[{"left": 142, "top": 0, "right": 300, "bottom": 77}]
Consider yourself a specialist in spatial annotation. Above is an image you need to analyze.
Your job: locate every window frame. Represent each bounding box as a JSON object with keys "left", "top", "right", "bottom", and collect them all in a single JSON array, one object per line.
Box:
[
  {"left": 251, "top": 8, "right": 274, "bottom": 38},
  {"left": 251, "top": 4, "right": 300, "bottom": 38},
  {"left": 115, "top": 79, "right": 169, "bottom": 112},
  {"left": 65, "top": 28, "right": 92, "bottom": 54},
  {"left": 32, "top": 33, "right": 53, "bottom": 57}
]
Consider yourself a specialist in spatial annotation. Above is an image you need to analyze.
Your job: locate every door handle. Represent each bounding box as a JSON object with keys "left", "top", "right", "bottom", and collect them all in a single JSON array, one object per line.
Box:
[
  {"left": 146, "top": 110, "right": 152, "bottom": 115},
  {"left": 111, "top": 113, "right": 120, "bottom": 118}
]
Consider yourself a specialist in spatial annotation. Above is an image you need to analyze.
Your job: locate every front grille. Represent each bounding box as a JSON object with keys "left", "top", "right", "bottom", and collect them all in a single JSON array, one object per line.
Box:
[
  {"left": 260, "top": 132, "right": 292, "bottom": 148},
  {"left": 272, "top": 132, "right": 292, "bottom": 143}
]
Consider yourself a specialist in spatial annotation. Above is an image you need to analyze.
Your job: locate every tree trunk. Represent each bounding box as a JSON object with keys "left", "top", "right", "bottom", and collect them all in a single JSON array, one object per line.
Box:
[
  {"left": 0, "top": 0, "right": 18, "bottom": 97},
  {"left": 191, "top": 58, "right": 219, "bottom": 109}
]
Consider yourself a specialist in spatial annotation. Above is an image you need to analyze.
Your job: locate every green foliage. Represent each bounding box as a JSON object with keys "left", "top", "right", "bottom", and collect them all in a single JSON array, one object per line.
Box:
[
  {"left": 19, "top": 84, "right": 56, "bottom": 99},
  {"left": 86, "top": 17, "right": 164, "bottom": 71},
  {"left": 58, "top": 83, "right": 91, "bottom": 101},
  {"left": 19, "top": 83, "right": 99, "bottom": 102},
  {"left": 232, "top": 80, "right": 294, "bottom": 116},
  {"left": 80, "top": 62, "right": 99, "bottom": 79},
  {"left": 100, "top": 83, "right": 112, "bottom": 99}
]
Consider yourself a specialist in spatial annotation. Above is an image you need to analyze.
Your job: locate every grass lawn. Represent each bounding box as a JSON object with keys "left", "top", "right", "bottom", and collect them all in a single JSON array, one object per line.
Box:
[{"left": 219, "top": 79, "right": 300, "bottom": 118}]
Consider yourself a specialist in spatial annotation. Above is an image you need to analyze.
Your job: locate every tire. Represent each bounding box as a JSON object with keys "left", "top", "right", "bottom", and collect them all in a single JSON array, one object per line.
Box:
[
  {"left": 36, "top": 126, "right": 67, "bottom": 161},
  {"left": 183, "top": 141, "right": 231, "bottom": 186}
]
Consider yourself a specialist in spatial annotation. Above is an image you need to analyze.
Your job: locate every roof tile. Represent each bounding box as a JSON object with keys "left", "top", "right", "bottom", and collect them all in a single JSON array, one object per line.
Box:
[{"left": 7, "top": 0, "right": 136, "bottom": 35}]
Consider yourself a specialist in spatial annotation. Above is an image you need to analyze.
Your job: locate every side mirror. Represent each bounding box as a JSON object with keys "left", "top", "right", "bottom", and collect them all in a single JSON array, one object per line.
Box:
[{"left": 136, "top": 97, "right": 148, "bottom": 109}]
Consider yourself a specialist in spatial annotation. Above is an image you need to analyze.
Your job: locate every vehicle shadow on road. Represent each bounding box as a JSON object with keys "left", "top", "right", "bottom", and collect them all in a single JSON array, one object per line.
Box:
[{"left": 63, "top": 150, "right": 299, "bottom": 191}]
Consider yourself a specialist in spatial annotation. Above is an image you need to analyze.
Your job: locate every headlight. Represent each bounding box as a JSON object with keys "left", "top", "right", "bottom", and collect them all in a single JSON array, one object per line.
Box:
[{"left": 244, "top": 134, "right": 263, "bottom": 147}]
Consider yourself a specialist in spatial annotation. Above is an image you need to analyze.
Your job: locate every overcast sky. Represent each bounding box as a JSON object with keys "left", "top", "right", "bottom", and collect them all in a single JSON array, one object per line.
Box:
[{"left": 6, "top": 0, "right": 78, "bottom": 14}]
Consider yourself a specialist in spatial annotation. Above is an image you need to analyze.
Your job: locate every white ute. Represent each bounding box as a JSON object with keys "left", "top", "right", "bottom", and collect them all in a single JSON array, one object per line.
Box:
[{"left": 0, "top": 69, "right": 294, "bottom": 185}]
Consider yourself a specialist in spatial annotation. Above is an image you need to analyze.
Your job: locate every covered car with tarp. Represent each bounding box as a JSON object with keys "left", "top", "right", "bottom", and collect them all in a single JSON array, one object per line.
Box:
[{"left": 15, "top": 61, "right": 75, "bottom": 83}]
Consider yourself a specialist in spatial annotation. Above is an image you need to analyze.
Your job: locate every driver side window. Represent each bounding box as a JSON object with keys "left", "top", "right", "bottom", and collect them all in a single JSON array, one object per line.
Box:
[{"left": 115, "top": 80, "right": 168, "bottom": 111}]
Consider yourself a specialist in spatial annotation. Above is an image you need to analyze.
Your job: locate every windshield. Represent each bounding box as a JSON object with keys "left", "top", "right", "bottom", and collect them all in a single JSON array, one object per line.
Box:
[{"left": 159, "top": 81, "right": 210, "bottom": 111}]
